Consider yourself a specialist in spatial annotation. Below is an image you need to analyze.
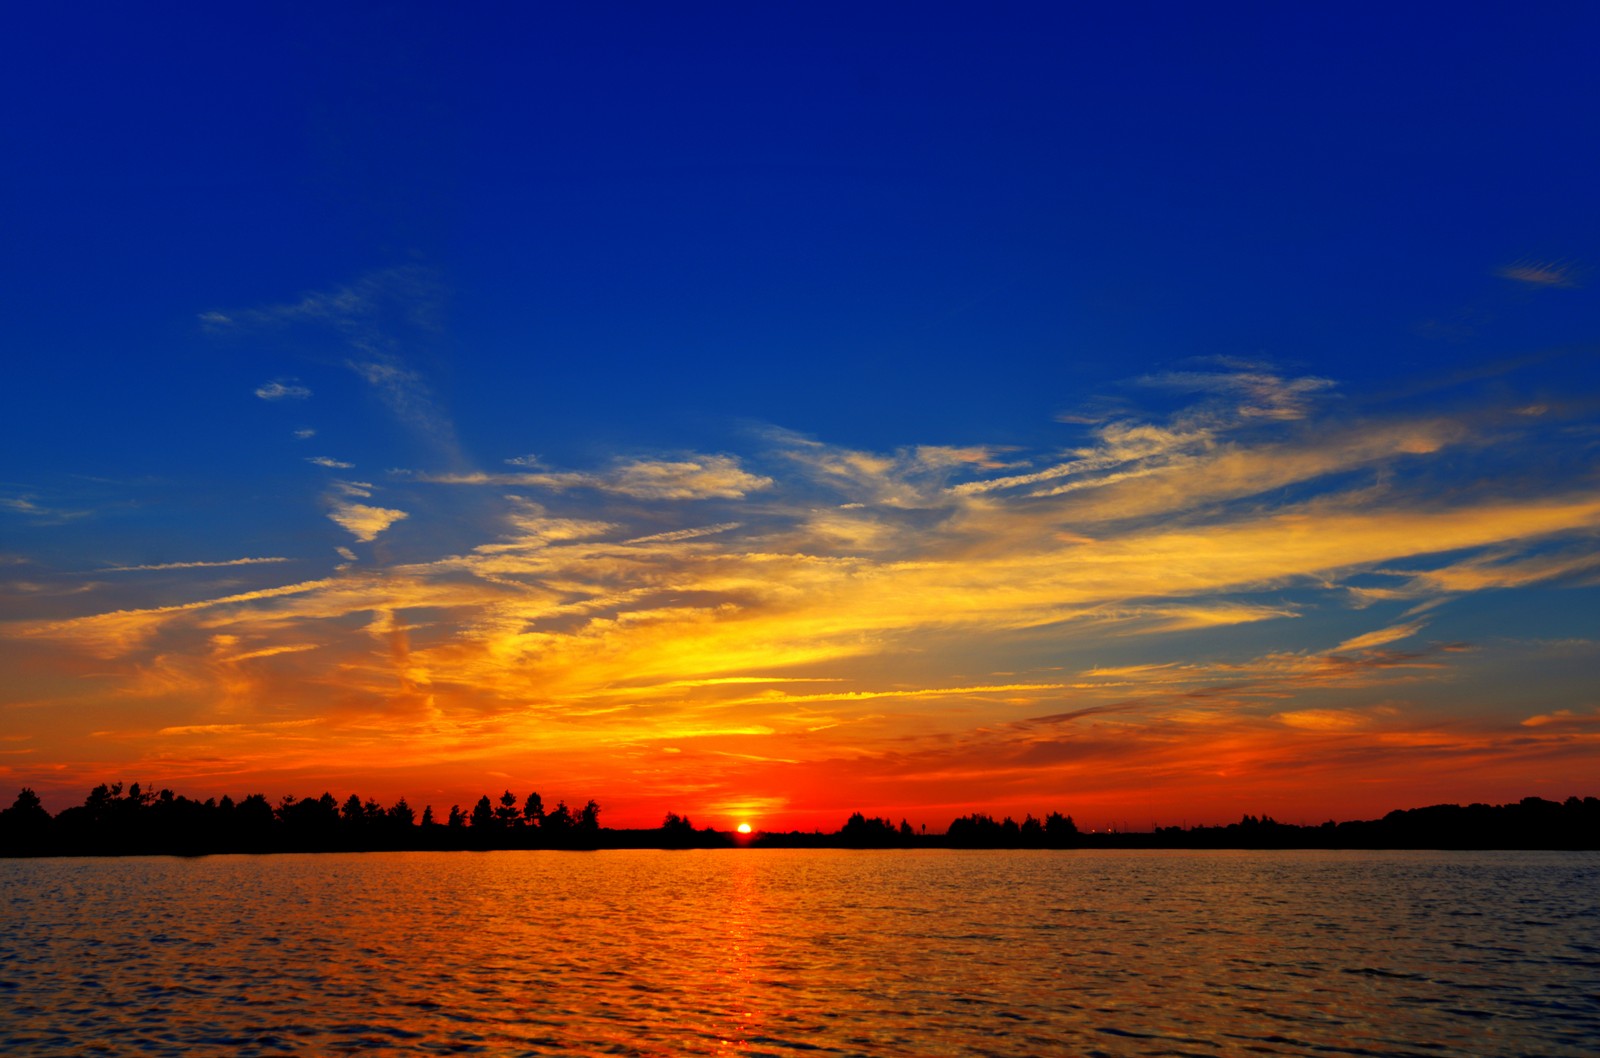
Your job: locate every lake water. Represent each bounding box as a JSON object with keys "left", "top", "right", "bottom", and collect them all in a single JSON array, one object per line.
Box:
[{"left": 2, "top": 849, "right": 1596, "bottom": 1056}]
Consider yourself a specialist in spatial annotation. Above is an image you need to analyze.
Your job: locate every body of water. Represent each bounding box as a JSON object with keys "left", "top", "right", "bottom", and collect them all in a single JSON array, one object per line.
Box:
[{"left": 2, "top": 849, "right": 1596, "bottom": 1056}]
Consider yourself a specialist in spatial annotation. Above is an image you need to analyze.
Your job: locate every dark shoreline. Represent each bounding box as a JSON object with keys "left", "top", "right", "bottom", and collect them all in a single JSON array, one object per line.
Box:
[{"left": 4, "top": 785, "right": 1596, "bottom": 856}]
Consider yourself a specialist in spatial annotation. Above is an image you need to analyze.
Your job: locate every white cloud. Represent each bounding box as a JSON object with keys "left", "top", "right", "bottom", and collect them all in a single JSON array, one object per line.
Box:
[
  {"left": 255, "top": 379, "right": 312, "bottom": 401},
  {"left": 307, "top": 456, "right": 355, "bottom": 469}
]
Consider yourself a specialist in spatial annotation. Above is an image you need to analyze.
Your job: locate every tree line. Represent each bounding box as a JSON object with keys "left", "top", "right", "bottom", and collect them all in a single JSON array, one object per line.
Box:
[
  {"left": 0, "top": 782, "right": 603, "bottom": 856},
  {"left": 1, "top": 784, "right": 1595, "bottom": 856}
]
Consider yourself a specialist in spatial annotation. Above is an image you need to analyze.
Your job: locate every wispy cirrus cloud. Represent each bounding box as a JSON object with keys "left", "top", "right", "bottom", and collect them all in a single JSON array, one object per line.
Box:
[
  {"left": 98, "top": 557, "right": 293, "bottom": 573},
  {"left": 1335, "top": 620, "right": 1428, "bottom": 653},
  {"left": 1497, "top": 259, "right": 1581, "bottom": 288},
  {"left": 254, "top": 379, "right": 311, "bottom": 401},
  {"left": 212, "top": 268, "right": 464, "bottom": 463},
  {"left": 1138, "top": 364, "right": 1336, "bottom": 419},
  {"left": 0, "top": 495, "right": 91, "bottom": 523},
  {"left": 951, "top": 366, "right": 1342, "bottom": 500},
  {"left": 417, "top": 454, "right": 772, "bottom": 501},
  {"left": 9, "top": 364, "right": 1598, "bottom": 823},
  {"left": 307, "top": 456, "right": 355, "bottom": 469}
]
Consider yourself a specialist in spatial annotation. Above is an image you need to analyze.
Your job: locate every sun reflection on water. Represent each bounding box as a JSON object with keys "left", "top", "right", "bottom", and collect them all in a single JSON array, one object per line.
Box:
[{"left": 0, "top": 850, "right": 1595, "bottom": 1056}]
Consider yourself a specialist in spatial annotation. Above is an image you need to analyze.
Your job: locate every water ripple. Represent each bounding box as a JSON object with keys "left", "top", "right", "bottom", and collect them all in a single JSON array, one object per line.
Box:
[{"left": 2, "top": 850, "right": 1596, "bottom": 1056}]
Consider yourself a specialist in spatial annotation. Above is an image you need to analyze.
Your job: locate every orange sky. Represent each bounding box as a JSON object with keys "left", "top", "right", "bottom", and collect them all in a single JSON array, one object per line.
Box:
[{"left": 5, "top": 366, "right": 1597, "bottom": 829}]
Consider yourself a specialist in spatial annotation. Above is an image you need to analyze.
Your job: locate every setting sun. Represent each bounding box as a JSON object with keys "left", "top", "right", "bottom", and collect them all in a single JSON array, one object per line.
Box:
[{"left": 737, "top": 823, "right": 753, "bottom": 835}]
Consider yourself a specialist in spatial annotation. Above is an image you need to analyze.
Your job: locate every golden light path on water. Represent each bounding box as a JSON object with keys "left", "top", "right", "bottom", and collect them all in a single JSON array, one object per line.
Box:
[{"left": 2, "top": 849, "right": 1596, "bottom": 1056}]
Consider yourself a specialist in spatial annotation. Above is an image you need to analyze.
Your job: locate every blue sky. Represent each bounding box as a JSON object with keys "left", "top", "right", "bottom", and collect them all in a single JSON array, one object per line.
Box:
[{"left": 2, "top": 4, "right": 1597, "bottom": 824}]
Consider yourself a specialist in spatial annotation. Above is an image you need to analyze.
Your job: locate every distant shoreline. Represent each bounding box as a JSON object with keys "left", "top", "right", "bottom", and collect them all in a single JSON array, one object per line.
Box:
[{"left": 3, "top": 785, "right": 1596, "bottom": 857}]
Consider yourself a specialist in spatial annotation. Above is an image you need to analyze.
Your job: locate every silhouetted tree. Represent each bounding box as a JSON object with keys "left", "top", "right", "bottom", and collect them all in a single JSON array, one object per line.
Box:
[
  {"left": 274, "top": 791, "right": 340, "bottom": 848},
  {"left": 4, "top": 787, "right": 48, "bottom": 823},
  {"left": 8, "top": 783, "right": 1596, "bottom": 855},
  {"left": 840, "top": 811, "right": 900, "bottom": 846},
  {"left": 494, "top": 790, "right": 520, "bottom": 828},
  {"left": 470, "top": 795, "right": 495, "bottom": 829},
  {"left": 236, "top": 793, "right": 276, "bottom": 849},
  {"left": 523, "top": 791, "right": 545, "bottom": 828},
  {"left": 389, "top": 797, "right": 416, "bottom": 828},
  {"left": 0, "top": 787, "right": 53, "bottom": 852},
  {"left": 1044, "top": 811, "right": 1078, "bottom": 844},
  {"left": 83, "top": 782, "right": 117, "bottom": 821},
  {"left": 544, "top": 800, "right": 573, "bottom": 833}
]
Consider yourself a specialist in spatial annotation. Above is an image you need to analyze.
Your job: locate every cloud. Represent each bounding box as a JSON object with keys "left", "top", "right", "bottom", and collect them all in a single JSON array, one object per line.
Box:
[
  {"left": 1381, "top": 544, "right": 1600, "bottom": 598},
  {"left": 951, "top": 367, "right": 1342, "bottom": 500},
  {"left": 328, "top": 503, "right": 408, "bottom": 543},
  {"left": 347, "top": 357, "right": 453, "bottom": 446},
  {"left": 1273, "top": 709, "right": 1373, "bottom": 731},
  {"left": 1137, "top": 368, "right": 1336, "bottom": 421},
  {"left": 1497, "top": 260, "right": 1580, "bottom": 288},
  {"left": 294, "top": 428, "right": 316, "bottom": 440},
  {"left": 1520, "top": 708, "right": 1600, "bottom": 728},
  {"left": 98, "top": 557, "right": 292, "bottom": 573},
  {"left": 0, "top": 495, "right": 90, "bottom": 522},
  {"left": 307, "top": 456, "right": 355, "bottom": 469},
  {"left": 623, "top": 523, "right": 742, "bottom": 545},
  {"left": 13, "top": 364, "right": 1599, "bottom": 822},
  {"left": 416, "top": 454, "right": 772, "bottom": 501},
  {"left": 1335, "top": 620, "right": 1427, "bottom": 653},
  {"left": 217, "top": 643, "right": 322, "bottom": 664},
  {"left": 2, "top": 497, "right": 51, "bottom": 516},
  {"left": 211, "top": 269, "right": 464, "bottom": 462},
  {"left": 608, "top": 456, "right": 772, "bottom": 500},
  {"left": 958, "top": 417, "right": 1465, "bottom": 518},
  {"left": 255, "top": 379, "right": 311, "bottom": 401},
  {"left": 910, "top": 445, "right": 1022, "bottom": 471}
]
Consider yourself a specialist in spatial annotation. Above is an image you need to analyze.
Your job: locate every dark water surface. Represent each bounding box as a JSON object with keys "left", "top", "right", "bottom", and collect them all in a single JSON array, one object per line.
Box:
[{"left": 2, "top": 849, "right": 1596, "bottom": 1056}]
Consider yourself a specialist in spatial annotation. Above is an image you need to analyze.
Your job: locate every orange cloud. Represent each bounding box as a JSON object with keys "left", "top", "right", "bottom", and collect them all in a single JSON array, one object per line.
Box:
[{"left": 7, "top": 373, "right": 1599, "bottom": 825}]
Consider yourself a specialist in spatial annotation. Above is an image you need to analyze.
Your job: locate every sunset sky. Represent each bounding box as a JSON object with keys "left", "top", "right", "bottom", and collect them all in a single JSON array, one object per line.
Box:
[{"left": 3, "top": 5, "right": 1597, "bottom": 830}]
